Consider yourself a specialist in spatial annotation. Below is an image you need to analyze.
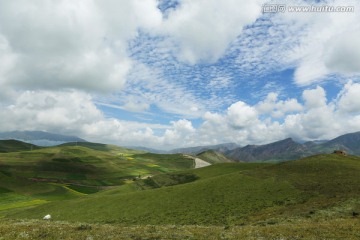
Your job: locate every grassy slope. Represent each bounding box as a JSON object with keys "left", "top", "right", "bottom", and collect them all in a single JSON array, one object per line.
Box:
[
  {"left": 0, "top": 146, "right": 193, "bottom": 186},
  {"left": 0, "top": 143, "right": 194, "bottom": 214},
  {"left": 59, "top": 142, "right": 143, "bottom": 155},
  {"left": 196, "top": 150, "right": 233, "bottom": 164},
  {"left": 11, "top": 154, "right": 360, "bottom": 226},
  {"left": 0, "top": 140, "right": 41, "bottom": 153}
]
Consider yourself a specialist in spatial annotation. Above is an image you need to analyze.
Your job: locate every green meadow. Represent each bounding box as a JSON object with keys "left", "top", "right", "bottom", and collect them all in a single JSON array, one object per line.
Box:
[{"left": 1, "top": 141, "right": 360, "bottom": 239}]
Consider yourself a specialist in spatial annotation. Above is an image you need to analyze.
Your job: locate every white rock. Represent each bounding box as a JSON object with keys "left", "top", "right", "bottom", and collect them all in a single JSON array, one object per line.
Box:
[{"left": 43, "top": 214, "right": 51, "bottom": 220}]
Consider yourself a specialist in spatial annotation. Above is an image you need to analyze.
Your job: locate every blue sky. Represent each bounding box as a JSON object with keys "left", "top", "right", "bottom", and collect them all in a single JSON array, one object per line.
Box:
[{"left": 0, "top": 0, "right": 360, "bottom": 149}]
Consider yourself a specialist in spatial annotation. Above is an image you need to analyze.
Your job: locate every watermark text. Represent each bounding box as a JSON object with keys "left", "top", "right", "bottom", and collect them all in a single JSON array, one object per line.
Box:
[{"left": 262, "top": 4, "right": 355, "bottom": 13}]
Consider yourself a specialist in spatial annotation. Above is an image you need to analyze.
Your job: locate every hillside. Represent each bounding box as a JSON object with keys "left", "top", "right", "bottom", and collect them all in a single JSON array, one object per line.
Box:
[
  {"left": 59, "top": 141, "right": 143, "bottom": 155},
  {"left": 0, "top": 140, "right": 41, "bottom": 153},
  {"left": 0, "top": 143, "right": 195, "bottom": 214},
  {"left": 196, "top": 150, "right": 233, "bottom": 164},
  {"left": 0, "top": 145, "right": 194, "bottom": 187},
  {"left": 8, "top": 154, "right": 360, "bottom": 227}
]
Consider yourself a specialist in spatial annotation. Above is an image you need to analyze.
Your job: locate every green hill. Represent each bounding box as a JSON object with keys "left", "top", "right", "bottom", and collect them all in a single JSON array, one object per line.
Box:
[
  {"left": 0, "top": 145, "right": 193, "bottom": 186},
  {"left": 0, "top": 144, "right": 195, "bottom": 214},
  {"left": 7, "top": 154, "right": 360, "bottom": 226},
  {"left": 196, "top": 150, "right": 233, "bottom": 164},
  {"left": 0, "top": 140, "right": 41, "bottom": 153},
  {"left": 59, "top": 141, "right": 143, "bottom": 155}
]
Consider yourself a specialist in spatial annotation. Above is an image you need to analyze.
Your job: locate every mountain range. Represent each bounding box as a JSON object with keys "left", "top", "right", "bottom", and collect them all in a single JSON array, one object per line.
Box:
[
  {"left": 225, "top": 131, "right": 360, "bottom": 162},
  {"left": 1, "top": 130, "right": 360, "bottom": 162},
  {"left": 169, "top": 142, "right": 239, "bottom": 155}
]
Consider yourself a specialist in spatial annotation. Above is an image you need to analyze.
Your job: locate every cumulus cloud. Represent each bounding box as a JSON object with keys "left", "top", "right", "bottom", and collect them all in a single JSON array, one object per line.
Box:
[
  {"left": 197, "top": 82, "right": 360, "bottom": 146},
  {"left": 302, "top": 86, "right": 327, "bottom": 109},
  {"left": 337, "top": 81, "right": 360, "bottom": 113},
  {"left": 1, "top": 82, "right": 360, "bottom": 149},
  {"left": 0, "top": 90, "right": 102, "bottom": 134},
  {"left": 227, "top": 101, "right": 258, "bottom": 129},
  {"left": 0, "top": 0, "right": 161, "bottom": 92},
  {"left": 279, "top": 0, "right": 360, "bottom": 85},
  {"left": 162, "top": 0, "right": 265, "bottom": 64},
  {"left": 256, "top": 93, "right": 303, "bottom": 118}
]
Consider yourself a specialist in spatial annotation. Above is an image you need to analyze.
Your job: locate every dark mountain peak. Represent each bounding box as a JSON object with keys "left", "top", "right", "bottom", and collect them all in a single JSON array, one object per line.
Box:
[{"left": 272, "top": 137, "right": 295, "bottom": 144}]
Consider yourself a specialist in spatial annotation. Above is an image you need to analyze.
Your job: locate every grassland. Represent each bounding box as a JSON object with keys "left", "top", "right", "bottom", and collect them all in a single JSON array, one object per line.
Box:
[
  {"left": 0, "top": 142, "right": 195, "bottom": 215},
  {"left": 1, "top": 141, "right": 360, "bottom": 239},
  {"left": 0, "top": 140, "right": 41, "bottom": 153},
  {"left": 7, "top": 154, "right": 360, "bottom": 226},
  {"left": 1, "top": 219, "right": 360, "bottom": 239}
]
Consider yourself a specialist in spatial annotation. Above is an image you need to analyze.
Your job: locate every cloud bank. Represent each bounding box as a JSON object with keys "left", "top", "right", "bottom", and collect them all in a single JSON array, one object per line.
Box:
[{"left": 2, "top": 82, "right": 360, "bottom": 149}]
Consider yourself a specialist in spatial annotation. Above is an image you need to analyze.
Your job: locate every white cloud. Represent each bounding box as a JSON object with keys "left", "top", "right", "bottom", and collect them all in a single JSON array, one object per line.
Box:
[
  {"left": 227, "top": 101, "right": 258, "bottom": 129},
  {"left": 197, "top": 82, "right": 360, "bottom": 146},
  {"left": 256, "top": 93, "right": 303, "bottom": 118},
  {"left": 279, "top": 0, "right": 360, "bottom": 85},
  {"left": 107, "top": 62, "right": 207, "bottom": 118},
  {"left": 0, "top": 0, "right": 161, "bottom": 92},
  {"left": 232, "top": 0, "right": 360, "bottom": 86},
  {"left": 162, "top": 0, "right": 265, "bottom": 64},
  {"left": 324, "top": 30, "right": 360, "bottom": 74},
  {"left": 302, "top": 86, "right": 327, "bottom": 109},
  {"left": 1, "top": 82, "right": 360, "bottom": 149},
  {"left": 337, "top": 81, "right": 360, "bottom": 113},
  {"left": 0, "top": 90, "right": 102, "bottom": 134}
]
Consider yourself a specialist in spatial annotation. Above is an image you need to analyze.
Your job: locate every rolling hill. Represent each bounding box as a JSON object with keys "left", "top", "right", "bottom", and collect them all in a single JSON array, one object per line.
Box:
[
  {"left": 0, "top": 141, "right": 196, "bottom": 214},
  {"left": 0, "top": 140, "right": 41, "bottom": 153},
  {"left": 196, "top": 150, "right": 234, "bottom": 164},
  {"left": 7, "top": 154, "right": 360, "bottom": 227}
]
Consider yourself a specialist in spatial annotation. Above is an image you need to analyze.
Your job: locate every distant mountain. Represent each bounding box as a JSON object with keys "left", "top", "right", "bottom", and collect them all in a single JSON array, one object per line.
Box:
[
  {"left": 0, "top": 140, "right": 41, "bottom": 153},
  {"left": 226, "top": 131, "right": 360, "bottom": 162},
  {"left": 170, "top": 143, "right": 239, "bottom": 155},
  {"left": 125, "top": 146, "right": 167, "bottom": 154},
  {"left": 0, "top": 131, "right": 87, "bottom": 146},
  {"left": 226, "top": 138, "right": 308, "bottom": 162},
  {"left": 321, "top": 131, "right": 360, "bottom": 155}
]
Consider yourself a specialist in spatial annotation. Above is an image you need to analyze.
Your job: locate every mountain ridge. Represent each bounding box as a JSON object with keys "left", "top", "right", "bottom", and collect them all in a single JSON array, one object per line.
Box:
[
  {"left": 226, "top": 131, "right": 360, "bottom": 162},
  {"left": 170, "top": 142, "right": 239, "bottom": 155}
]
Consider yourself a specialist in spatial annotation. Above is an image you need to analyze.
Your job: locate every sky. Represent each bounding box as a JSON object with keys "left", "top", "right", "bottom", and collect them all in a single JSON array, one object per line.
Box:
[{"left": 1, "top": 0, "right": 360, "bottom": 150}]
